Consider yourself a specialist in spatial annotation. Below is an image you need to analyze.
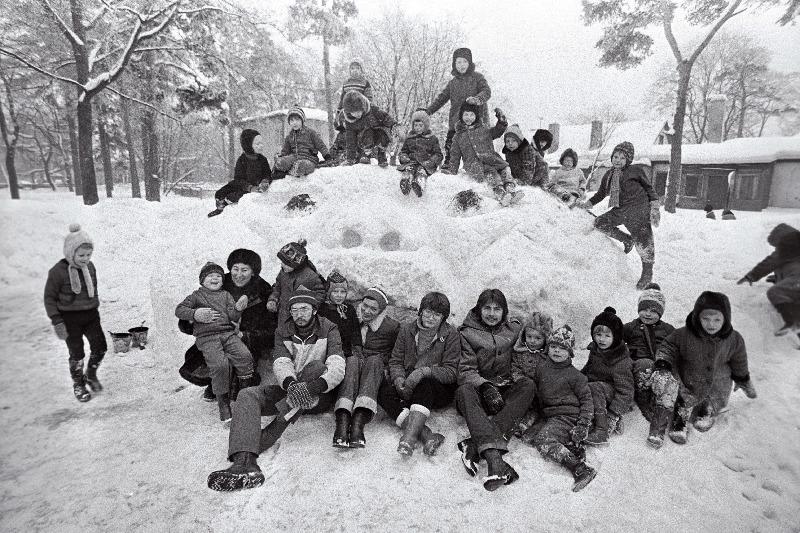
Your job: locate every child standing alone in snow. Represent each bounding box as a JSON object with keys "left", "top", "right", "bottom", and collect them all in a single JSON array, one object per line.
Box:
[
  {"left": 44, "top": 224, "right": 107, "bottom": 402},
  {"left": 397, "top": 109, "right": 443, "bottom": 197}
]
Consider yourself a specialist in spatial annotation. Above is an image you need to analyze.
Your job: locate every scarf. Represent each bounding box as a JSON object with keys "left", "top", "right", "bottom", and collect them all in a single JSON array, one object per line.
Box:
[
  {"left": 608, "top": 167, "right": 622, "bottom": 208},
  {"left": 68, "top": 264, "right": 94, "bottom": 298},
  {"left": 326, "top": 300, "right": 348, "bottom": 320}
]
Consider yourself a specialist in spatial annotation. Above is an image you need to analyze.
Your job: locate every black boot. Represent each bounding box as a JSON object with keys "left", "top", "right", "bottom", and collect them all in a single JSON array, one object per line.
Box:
[
  {"left": 634, "top": 389, "right": 654, "bottom": 421},
  {"left": 668, "top": 406, "right": 689, "bottom": 444},
  {"left": 636, "top": 261, "right": 654, "bottom": 290},
  {"left": 69, "top": 359, "right": 91, "bottom": 402},
  {"left": 585, "top": 413, "right": 609, "bottom": 446},
  {"left": 349, "top": 408, "right": 372, "bottom": 448},
  {"left": 207, "top": 451, "right": 265, "bottom": 492},
  {"left": 647, "top": 405, "right": 672, "bottom": 449},
  {"left": 207, "top": 198, "right": 226, "bottom": 218},
  {"left": 217, "top": 393, "right": 232, "bottom": 423},
  {"left": 202, "top": 384, "right": 216, "bottom": 402},
  {"left": 332, "top": 409, "right": 351, "bottom": 448},
  {"left": 419, "top": 424, "right": 445, "bottom": 456},
  {"left": 232, "top": 374, "right": 254, "bottom": 402},
  {"left": 458, "top": 438, "right": 479, "bottom": 477},
  {"left": 560, "top": 451, "right": 596, "bottom": 492},
  {"left": 376, "top": 148, "right": 388, "bottom": 168},
  {"left": 482, "top": 449, "right": 519, "bottom": 491},
  {"left": 84, "top": 352, "right": 104, "bottom": 392}
]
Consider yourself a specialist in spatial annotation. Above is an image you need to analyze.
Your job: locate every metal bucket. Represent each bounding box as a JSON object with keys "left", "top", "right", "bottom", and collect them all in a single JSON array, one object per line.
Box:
[
  {"left": 110, "top": 332, "right": 132, "bottom": 354},
  {"left": 128, "top": 326, "right": 149, "bottom": 349}
]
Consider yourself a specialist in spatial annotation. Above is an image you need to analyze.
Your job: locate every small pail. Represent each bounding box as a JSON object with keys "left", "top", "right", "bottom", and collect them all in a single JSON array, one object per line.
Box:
[
  {"left": 110, "top": 332, "right": 132, "bottom": 353},
  {"left": 128, "top": 326, "right": 149, "bottom": 349}
]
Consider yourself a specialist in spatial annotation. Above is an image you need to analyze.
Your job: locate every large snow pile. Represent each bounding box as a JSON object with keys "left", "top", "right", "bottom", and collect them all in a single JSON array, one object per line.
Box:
[{"left": 0, "top": 166, "right": 799, "bottom": 533}]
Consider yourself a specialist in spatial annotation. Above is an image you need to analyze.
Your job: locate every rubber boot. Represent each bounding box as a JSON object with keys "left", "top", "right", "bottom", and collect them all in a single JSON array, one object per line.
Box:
[
  {"left": 636, "top": 261, "right": 654, "bottom": 290},
  {"left": 217, "top": 393, "right": 232, "bottom": 423},
  {"left": 207, "top": 451, "right": 265, "bottom": 492},
  {"left": 419, "top": 424, "right": 445, "bottom": 456},
  {"left": 397, "top": 410, "right": 427, "bottom": 456},
  {"left": 202, "top": 384, "right": 216, "bottom": 402},
  {"left": 634, "top": 389, "right": 654, "bottom": 422},
  {"left": 668, "top": 406, "right": 690, "bottom": 444},
  {"left": 560, "top": 451, "right": 596, "bottom": 492},
  {"left": 585, "top": 413, "right": 609, "bottom": 446},
  {"left": 84, "top": 352, "right": 104, "bottom": 392},
  {"left": 647, "top": 405, "right": 672, "bottom": 449},
  {"left": 774, "top": 303, "right": 797, "bottom": 336},
  {"left": 349, "top": 408, "right": 371, "bottom": 448},
  {"left": 482, "top": 448, "right": 519, "bottom": 491},
  {"left": 69, "top": 359, "right": 91, "bottom": 402},
  {"left": 332, "top": 409, "right": 351, "bottom": 448},
  {"left": 232, "top": 374, "right": 254, "bottom": 402}
]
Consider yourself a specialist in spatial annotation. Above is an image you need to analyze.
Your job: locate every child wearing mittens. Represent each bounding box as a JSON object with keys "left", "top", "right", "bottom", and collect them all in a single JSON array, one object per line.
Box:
[
  {"left": 44, "top": 224, "right": 107, "bottom": 402},
  {"left": 397, "top": 109, "right": 443, "bottom": 197}
]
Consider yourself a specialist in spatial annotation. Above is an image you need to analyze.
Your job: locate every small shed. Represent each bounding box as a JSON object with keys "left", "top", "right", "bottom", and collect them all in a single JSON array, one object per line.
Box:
[{"left": 237, "top": 107, "right": 329, "bottom": 160}]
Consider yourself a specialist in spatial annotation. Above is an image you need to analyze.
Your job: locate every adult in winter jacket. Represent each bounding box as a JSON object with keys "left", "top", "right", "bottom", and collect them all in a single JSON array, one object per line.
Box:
[
  {"left": 426, "top": 47, "right": 491, "bottom": 166},
  {"left": 646, "top": 291, "right": 757, "bottom": 449},
  {"left": 377, "top": 292, "right": 460, "bottom": 458},
  {"left": 397, "top": 109, "right": 443, "bottom": 197},
  {"left": 455, "top": 289, "right": 534, "bottom": 491},
  {"left": 501, "top": 124, "right": 551, "bottom": 188},
  {"left": 207, "top": 286, "right": 346, "bottom": 492},
  {"left": 266, "top": 239, "right": 326, "bottom": 326},
  {"left": 273, "top": 106, "right": 331, "bottom": 179},
  {"left": 209, "top": 129, "right": 272, "bottom": 217},
  {"left": 340, "top": 90, "right": 397, "bottom": 167},
  {"left": 550, "top": 148, "right": 587, "bottom": 203},
  {"left": 738, "top": 223, "right": 800, "bottom": 336},
  {"left": 579, "top": 141, "right": 660, "bottom": 289}
]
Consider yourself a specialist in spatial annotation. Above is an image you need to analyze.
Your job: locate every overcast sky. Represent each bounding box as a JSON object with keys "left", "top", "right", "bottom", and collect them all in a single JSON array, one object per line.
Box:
[{"left": 264, "top": 0, "right": 800, "bottom": 130}]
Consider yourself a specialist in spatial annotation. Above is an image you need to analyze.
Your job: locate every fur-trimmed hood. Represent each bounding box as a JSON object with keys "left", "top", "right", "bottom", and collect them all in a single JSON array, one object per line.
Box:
[{"left": 342, "top": 90, "right": 371, "bottom": 123}]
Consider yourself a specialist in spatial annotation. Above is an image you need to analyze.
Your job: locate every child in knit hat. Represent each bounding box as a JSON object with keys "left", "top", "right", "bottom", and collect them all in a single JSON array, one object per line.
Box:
[
  {"left": 502, "top": 124, "right": 549, "bottom": 190},
  {"left": 176, "top": 262, "right": 254, "bottom": 423},
  {"left": 266, "top": 239, "right": 327, "bottom": 326},
  {"left": 580, "top": 307, "right": 635, "bottom": 446},
  {"left": 317, "top": 270, "right": 362, "bottom": 360},
  {"left": 209, "top": 129, "right": 272, "bottom": 217},
  {"left": 44, "top": 224, "right": 107, "bottom": 402},
  {"left": 622, "top": 283, "right": 676, "bottom": 420},
  {"left": 273, "top": 105, "right": 331, "bottom": 179},
  {"left": 397, "top": 109, "right": 443, "bottom": 197},
  {"left": 521, "top": 324, "right": 597, "bottom": 492}
]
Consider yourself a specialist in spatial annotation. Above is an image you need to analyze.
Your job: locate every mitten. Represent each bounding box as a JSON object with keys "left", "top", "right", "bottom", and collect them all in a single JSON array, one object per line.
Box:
[
  {"left": 650, "top": 200, "right": 661, "bottom": 228},
  {"left": 494, "top": 107, "right": 506, "bottom": 123},
  {"left": 235, "top": 295, "right": 248, "bottom": 311},
  {"left": 736, "top": 276, "right": 753, "bottom": 286},
  {"left": 53, "top": 322, "right": 68, "bottom": 341},
  {"left": 194, "top": 308, "right": 216, "bottom": 323},
  {"left": 570, "top": 423, "right": 590, "bottom": 445},
  {"left": 286, "top": 381, "right": 315, "bottom": 410},
  {"left": 734, "top": 379, "right": 757, "bottom": 399},
  {"left": 465, "top": 96, "right": 481, "bottom": 105},
  {"left": 266, "top": 300, "right": 278, "bottom": 313},
  {"left": 478, "top": 382, "right": 505, "bottom": 415},
  {"left": 305, "top": 377, "right": 327, "bottom": 396}
]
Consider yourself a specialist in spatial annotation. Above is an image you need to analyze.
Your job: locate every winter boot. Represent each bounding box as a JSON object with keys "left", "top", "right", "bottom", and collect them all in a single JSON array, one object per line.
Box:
[
  {"left": 202, "top": 384, "right": 216, "bottom": 402},
  {"left": 397, "top": 410, "right": 427, "bottom": 457},
  {"left": 419, "top": 424, "right": 445, "bottom": 456},
  {"left": 376, "top": 148, "right": 388, "bottom": 168},
  {"left": 359, "top": 150, "right": 372, "bottom": 165},
  {"left": 647, "top": 405, "right": 672, "bottom": 449},
  {"left": 560, "top": 451, "right": 596, "bottom": 492},
  {"left": 636, "top": 261, "right": 654, "bottom": 290},
  {"left": 207, "top": 451, "right": 265, "bottom": 492},
  {"left": 411, "top": 171, "right": 425, "bottom": 198},
  {"left": 332, "top": 409, "right": 351, "bottom": 448},
  {"left": 668, "top": 406, "right": 690, "bottom": 444},
  {"left": 482, "top": 449, "right": 519, "bottom": 491},
  {"left": 400, "top": 174, "right": 412, "bottom": 195},
  {"left": 493, "top": 186, "right": 508, "bottom": 205},
  {"left": 608, "top": 411, "right": 624, "bottom": 435},
  {"left": 69, "top": 359, "right": 91, "bottom": 402},
  {"left": 634, "top": 389, "right": 654, "bottom": 422},
  {"left": 693, "top": 400, "right": 716, "bottom": 432},
  {"left": 349, "top": 408, "right": 371, "bottom": 448},
  {"left": 585, "top": 413, "right": 610, "bottom": 446},
  {"left": 623, "top": 236, "right": 635, "bottom": 254},
  {"left": 208, "top": 198, "right": 226, "bottom": 218},
  {"left": 84, "top": 353, "right": 104, "bottom": 392},
  {"left": 289, "top": 161, "right": 301, "bottom": 177},
  {"left": 458, "top": 438, "right": 479, "bottom": 477},
  {"left": 232, "top": 374, "right": 254, "bottom": 402},
  {"left": 217, "top": 393, "right": 232, "bottom": 423},
  {"left": 774, "top": 303, "right": 797, "bottom": 336}
]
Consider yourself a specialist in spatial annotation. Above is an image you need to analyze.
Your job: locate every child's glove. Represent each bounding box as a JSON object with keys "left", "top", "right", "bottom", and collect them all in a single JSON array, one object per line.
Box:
[
  {"left": 736, "top": 276, "right": 753, "bottom": 286},
  {"left": 53, "top": 322, "right": 68, "bottom": 341},
  {"left": 494, "top": 107, "right": 506, "bottom": 123},
  {"left": 650, "top": 200, "right": 661, "bottom": 228},
  {"left": 266, "top": 300, "right": 278, "bottom": 313},
  {"left": 235, "top": 295, "right": 248, "bottom": 312},
  {"left": 570, "top": 422, "right": 590, "bottom": 445},
  {"left": 286, "top": 381, "right": 315, "bottom": 410},
  {"left": 478, "top": 382, "right": 505, "bottom": 415},
  {"left": 734, "top": 379, "right": 757, "bottom": 399},
  {"left": 651, "top": 369, "right": 678, "bottom": 399},
  {"left": 465, "top": 96, "right": 482, "bottom": 105}
]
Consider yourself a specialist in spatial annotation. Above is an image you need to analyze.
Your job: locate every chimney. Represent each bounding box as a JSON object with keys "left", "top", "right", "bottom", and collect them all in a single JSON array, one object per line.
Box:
[
  {"left": 706, "top": 95, "right": 726, "bottom": 143},
  {"left": 589, "top": 120, "right": 603, "bottom": 150},
  {"left": 548, "top": 123, "right": 560, "bottom": 154}
]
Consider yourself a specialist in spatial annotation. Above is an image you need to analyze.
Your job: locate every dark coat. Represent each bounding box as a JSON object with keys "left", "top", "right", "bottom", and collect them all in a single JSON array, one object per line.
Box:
[
  {"left": 222, "top": 274, "right": 277, "bottom": 359},
  {"left": 746, "top": 224, "right": 800, "bottom": 283},
  {"left": 318, "top": 302, "right": 363, "bottom": 358},
  {"left": 623, "top": 318, "right": 676, "bottom": 361},
  {"left": 427, "top": 71, "right": 491, "bottom": 131},
  {"left": 398, "top": 130, "right": 443, "bottom": 173},
  {"left": 457, "top": 311, "right": 521, "bottom": 388},
  {"left": 362, "top": 313, "right": 401, "bottom": 366},
  {"left": 233, "top": 153, "right": 271, "bottom": 188},
  {"left": 588, "top": 165, "right": 657, "bottom": 220},
  {"left": 581, "top": 342, "right": 635, "bottom": 414},
  {"left": 502, "top": 139, "right": 550, "bottom": 187},
  {"left": 532, "top": 357, "right": 594, "bottom": 425},
  {"left": 267, "top": 264, "right": 326, "bottom": 326},
  {"left": 388, "top": 319, "right": 461, "bottom": 385},
  {"left": 279, "top": 126, "right": 330, "bottom": 163},
  {"left": 448, "top": 118, "right": 509, "bottom": 175},
  {"left": 44, "top": 259, "right": 100, "bottom": 323}
]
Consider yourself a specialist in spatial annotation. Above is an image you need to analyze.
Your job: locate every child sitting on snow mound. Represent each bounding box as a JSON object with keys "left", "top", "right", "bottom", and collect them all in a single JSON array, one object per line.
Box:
[
  {"left": 272, "top": 105, "right": 331, "bottom": 179},
  {"left": 501, "top": 123, "right": 551, "bottom": 189},
  {"left": 550, "top": 148, "right": 587, "bottom": 205},
  {"left": 738, "top": 223, "right": 800, "bottom": 337},
  {"left": 647, "top": 291, "right": 757, "bottom": 449},
  {"left": 208, "top": 129, "right": 272, "bottom": 217},
  {"left": 175, "top": 262, "right": 255, "bottom": 423},
  {"left": 397, "top": 109, "right": 443, "bottom": 197},
  {"left": 44, "top": 224, "right": 107, "bottom": 402},
  {"left": 340, "top": 90, "right": 397, "bottom": 167}
]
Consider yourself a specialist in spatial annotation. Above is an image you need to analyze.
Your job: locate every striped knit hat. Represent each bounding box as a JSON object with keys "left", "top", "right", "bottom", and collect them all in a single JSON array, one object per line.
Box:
[
  {"left": 638, "top": 283, "right": 666, "bottom": 318},
  {"left": 287, "top": 105, "right": 305, "bottom": 125},
  {"left": 289, "top": 285, "right": 319, "bottom": 309},
  {"left": 363, "top": 287, "right": 389, "bottom": 312}
]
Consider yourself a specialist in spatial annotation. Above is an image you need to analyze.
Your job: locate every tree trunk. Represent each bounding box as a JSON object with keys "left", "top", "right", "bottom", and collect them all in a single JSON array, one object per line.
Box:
[
  {"left": 322, "top": 33, "right": 334, "bottom": 144},
  {"left": 0, "top": 99, "right": 20, "bottom": 199},
  {"left": 66, "top": 112, "right": 82, "bottom": 196},
  {"left": 97, "top": 109, "right": 114, "bottom": 198},
  {"left": 140, "top": 109, "right": 160, "bottom": 202},
  {"left": 665, "top": 62, "right": 691, "bottom": 213},
  {"left": 42, "top": 150, "right": 56, "bottom": 191},
  {"left": 737, "top": 77, "right": 747, "bottom": 139},
  {"left": 120, "top": 97, "right": 141, "bottom": 198},
  {"left": 228, "top": 120, "right": 235, "bottom": 175}
]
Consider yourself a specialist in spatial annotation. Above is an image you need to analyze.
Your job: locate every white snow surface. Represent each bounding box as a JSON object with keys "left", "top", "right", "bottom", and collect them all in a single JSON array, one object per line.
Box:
[{"left": 1, "top": 166, "right": 800, "bottom": 532}]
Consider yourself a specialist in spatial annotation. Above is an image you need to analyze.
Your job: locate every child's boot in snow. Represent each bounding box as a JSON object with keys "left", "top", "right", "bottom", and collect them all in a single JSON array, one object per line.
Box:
[
  {"left": 668, "top": 406, "right": 691, "bottom": 444},
  {"left": 647, "top": 405, "right": 672, "bottom": 449},
  {"left": 397, "top": 409, "right": 427, "bottom": 456},
  {"left": 693, "top": 400, "right": 715, "bottom": 432},
  {"left": 202, "top": 384, "right": 215, "bottom": 402},
  {"left": 207, "top": 451, "right": 265, "bottom": 492},
  {"left": 503, "top": 182, "right": 525, "bottom": 206},
  {"left": 493, "top": 186, "right": 509, "bottom": 206},
  {"left": 608, "top": 411, "right": 624, "bottom": 435},
  {"left": 560, "top": 451, "right": 596, "bottom": 492},
  {"left": 623, "top": 235, "right": 635, "bottom": 254},
  {"left": 419, "top": 424, "right": 445, "bottom": 456},
  {"left": 636, "top": 261, "right": 654, "bottom": 290},
  {"left": 332, "top": 408, "right": 351, "bottom": 448},
  {"left": 69, "top": 359, "right": 91, "bottom": 402},
  {"left": 349, "top": 408, "right": 371, "bottom": 448},
  {"left": 635, "top": 389, "right": 654, "bottom": 421},
  {"left": 482, "top": 448, "right": 519, "bottom": 491},
  {"left": 208, "top": 198, "right": 226, "bottom": 218},
  {"left": 774, "top": 303, "right": 797, "bottom": 336},
  {"left": 458, "top": 438, "right": 479, "bottom": 477},
  {"left": 400, "top": 174, "right": 412, "bottom": 195},
  {"left": 84, "top": 352, "right": 104, "bottom": 392},
  {"left": 218, "top": 393, "right": 232, "bottom": 423},
  {"left": 376, "top": 148, "right": 388, "bottom": 168},
  {"left": 411, "top": 168, "right": 426, "bottom": 197},
  {"left": 359, "top": 149, "right": 372, "bottom": 165},
  {"left": 585, "top": 413, "right": 610, "bottom": 446}
]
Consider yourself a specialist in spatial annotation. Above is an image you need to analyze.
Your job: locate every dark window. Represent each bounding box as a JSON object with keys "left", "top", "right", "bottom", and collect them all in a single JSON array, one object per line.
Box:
[
  {"left": 655, "top": 171, "right": 668, "bottom": 197},
  {"left": 735, "top": 172, "right": 760, "bottom": 201},
  {"left": 683, "top": 174, "right": 701, "bottom": 197}
]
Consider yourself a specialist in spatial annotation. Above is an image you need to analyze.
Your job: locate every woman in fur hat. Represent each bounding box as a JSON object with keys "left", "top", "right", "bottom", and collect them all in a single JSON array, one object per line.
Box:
[{"left": 209, "top": 129, "right": 272, "bottom": 217}]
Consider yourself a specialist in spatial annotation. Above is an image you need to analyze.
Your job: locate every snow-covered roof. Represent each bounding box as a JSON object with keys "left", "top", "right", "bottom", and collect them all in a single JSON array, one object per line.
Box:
[
  {"left": 545, "top": 120, "right": 669, "bottom": 159},
  {"left": 263, "top": 107, "right": 329, "bottom": 122},
  {"left": 640, "top": 137, "right": 800, "bottom": 165}
]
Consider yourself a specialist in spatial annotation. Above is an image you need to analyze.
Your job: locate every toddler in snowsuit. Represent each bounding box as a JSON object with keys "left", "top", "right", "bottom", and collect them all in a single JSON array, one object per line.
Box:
[
  {"left": 44, "top": 224, "right": 107, "bottom": 402},
  {"left": 580, "top": 307, "right": 635, "bottom": 446},
  {"left": 521, "top": 325, "right": 597, "bottom": 492},
  {"left": 738, "top": 223, "right": 800, "bottom": 336},
  {"left": 176, "top": 262, "right": 254, "bottom": 422},
  {"left": 426, "top": 47, "right": 491, "bottom": 167},
  {"left": 550, "top": 148, "right": 586, "bottom": 205},
  {"left": 266, "top": 239, "right": 327, "bottom": 327},
  {"left": 273, "top": 105, "right": 331, "bottom": 179},
  {"left": 501, "top": 124, "right": 551, "bottom": 190},
  {"left": 623, "top": 283, "right": 675, "bottom": 420},
  {"left": 647, "top": 291, "right": 757, "bottom": 449},
  {"left": 510, "top": 312, "right": 553, "bottom": 435},
  {"left": 397, "top": 109, "right": 443, "bottom": 197},
  {"left": 579, "top": 141, "right": 660, "bottom": 289},
  {"left": 443, "top": 102, "right": 522, "bottom": 207},
  {"left": 340, "top": 90, "right": 397, "bottom": 167},
  {"left": 209, "top": 129, "right": 272, "bottom": 217}
]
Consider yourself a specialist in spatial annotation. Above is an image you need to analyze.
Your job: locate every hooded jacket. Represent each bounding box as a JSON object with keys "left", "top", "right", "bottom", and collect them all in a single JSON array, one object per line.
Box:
[
  {"left": 510, "top": 319, "right": 548, "bottom": 382},
  {"left": 457, "top": 311, "right": 521, "bottom": 388},
  {"left": 746, "top": 223, "right": 800, "bottom": 283},
  {"left": 426, "top": 48, "right": 491, "bottom": 131},
  {"left": 501, "top": 125, "right": 550, "bottom": 187}
]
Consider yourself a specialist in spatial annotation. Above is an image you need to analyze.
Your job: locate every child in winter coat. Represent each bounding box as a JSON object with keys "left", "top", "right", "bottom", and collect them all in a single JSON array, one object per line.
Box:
[
  {"left": 550, "top": 148, "right": 587, "bottom": 205},
  {"left": 501, "top": 124, "right": 550, "bottom": 189},
  {"left": 340, "top": 90, "right": 397, "bottom": 167},
  {"left": 532, "top": 129, "right": 553, "bottom": 158},
  {"left": 579, "top": 141, "right": 660, "bottom": 289},
  {"left": 337, "top": 57, "right": 374, "bottom": 109},
  {"left": 273, "top": 106, "right": 331, "bottom": 179},
  {"left": 397, "top": 109, "right": 443, "bottom": 197},
  {"left": 647, "top": 291, "right": 757, "bottom": 449},
  {"left": 521, "top": 325, "right": 597, "bottom": 492},
  {"left": 266, "top": 239, "right": 327, "bottom": 326},
  {"left": 511, "top": 312, "right": 553, "bottom": 435},
  {"left": 209, "top": 129, "right": 272, "bottom": 217},
  {"left": 738, "top": 223, "right": 800, "bottom": 336},
  {"left": 623, "top": 283, "right": 676, "bottom": 420},
  {"left": 44, "top": 224, "right": 107, "bottom": 402},
  {"left": 426, "top": 47, "right": 491, "bottom": 167},
  {"left": 580, "top": 307, "right": 635, "bottom": 446},
  {"left": 175, "top": 262, "right": 254, "bottom": 422},
  {"left": 443, "top": 103, "right": 522, "bottom": 207}
]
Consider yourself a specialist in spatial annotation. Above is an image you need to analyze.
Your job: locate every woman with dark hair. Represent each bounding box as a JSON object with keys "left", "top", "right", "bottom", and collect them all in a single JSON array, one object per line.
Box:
[
  {"left": 377, "top": 291, "right": 461, "bottom": 457},
  {"left": 455, "top": 288, "right": 535, "bottom": 491}
]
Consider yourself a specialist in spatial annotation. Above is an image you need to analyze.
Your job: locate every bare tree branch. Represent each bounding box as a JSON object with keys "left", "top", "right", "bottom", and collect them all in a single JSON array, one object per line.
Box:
[{"left": 0, "top": 48, "right": 84, "bottom": 90}]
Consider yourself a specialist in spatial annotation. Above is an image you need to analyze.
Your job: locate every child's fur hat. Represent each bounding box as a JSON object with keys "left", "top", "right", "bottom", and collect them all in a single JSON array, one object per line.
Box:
[
  {"left": 459, "top": 100, "right": 481, "bottom": 123},
  {"left": 451, "top": 47, "right": 475, "bottom": 75},
  {"left": 410, "top": 109, "right": 431, "bottom": 133}
]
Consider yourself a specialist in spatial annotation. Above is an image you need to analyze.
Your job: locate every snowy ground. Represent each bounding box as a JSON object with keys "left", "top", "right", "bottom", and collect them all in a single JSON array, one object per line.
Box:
[{"left": 1, "top": 167, "right": 799, "bottom": 533}]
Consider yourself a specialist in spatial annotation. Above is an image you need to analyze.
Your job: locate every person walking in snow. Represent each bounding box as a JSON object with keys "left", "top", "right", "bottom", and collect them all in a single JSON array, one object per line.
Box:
[
  {"left": 175, "top": 262, "right": 255, "bottom": 423},
  {"left": 550, "top": 148, "right": 587, "bottom": 205},
  {"left": 455, "top": 289, "right": 532, "bottom": 491},
  {"left": 622, "top": 283, "right": 676, "bottom": 421},
  {"left": 377, "top": 292, "right": 460, "bottom": 458},
  {"left": 207, "top": 286, "right": 346, "bottom": 492},
  {"left": 579, "top": 307, "right": 634, "bottom": 446},
  {"left": 339, "top": 90, "right": 397, "bottom": 167},
  {"left": 266, "top": 239, "right": 326, "bottom": 327},
  {"left": 426, "top": 47, "right": 491, "bottom": 167},
  {"left": 44, "top": 224, "right": 107, "bottom": 403},
  {"left": 578, "top": 141, "right": 661, "bottom": 290},
  {"left": 334, "top": 287, "right": 400, "bottom": 448},
  {"left": 272, "top": 105, "right": 331, "bottom": 179},
  {"left": 647, "top": 291, "right": 757, "bottom": 449},
  {"left": 397, "top": 109, "right": 443, "bottom": 197},
  {"left": 738, "top": 223, "right": 800, "bottom": 336},
  {"left": 208, "top": 129, "right": 272, "bottom": 217},
  {"left": 501, "top": 124, "right": 551, "bottom": 190}
]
